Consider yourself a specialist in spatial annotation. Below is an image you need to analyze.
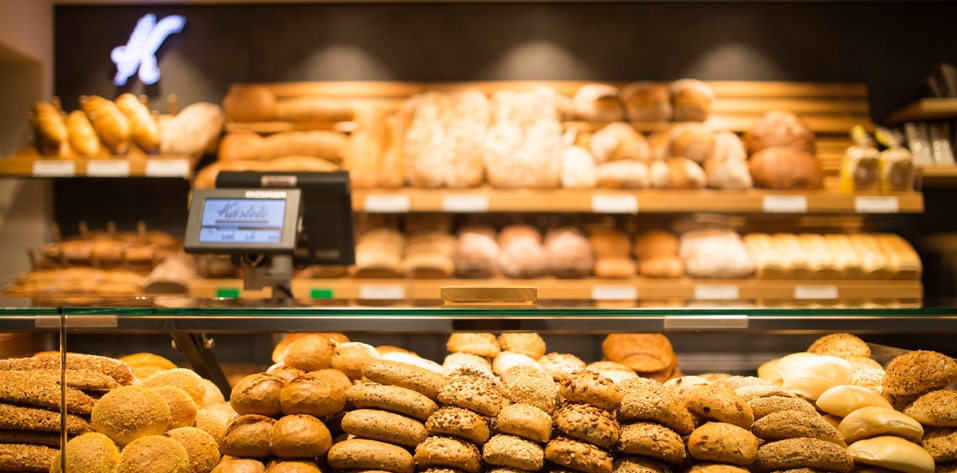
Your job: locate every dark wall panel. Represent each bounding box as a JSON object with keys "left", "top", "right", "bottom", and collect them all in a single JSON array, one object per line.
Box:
[{"left": 54, "top": 2, "right": 957, "bottom": 120}]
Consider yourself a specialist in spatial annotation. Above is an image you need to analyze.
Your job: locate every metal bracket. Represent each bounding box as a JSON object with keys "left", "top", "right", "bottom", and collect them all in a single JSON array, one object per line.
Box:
[{"left": 169, "top": 332, "right": 231, "bottom": 397}]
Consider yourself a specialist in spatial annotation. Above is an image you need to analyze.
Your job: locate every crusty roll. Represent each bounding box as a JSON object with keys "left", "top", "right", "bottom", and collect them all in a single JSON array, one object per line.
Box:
[
  {"left": 670, "top": 79, "right": 714, "bottom": 122},
  {"left": 846, "top": 435, "right": 936, "bottom": 473},
  {"left": 749, "top": 146, "right": 824, "bottom": 190},
  {"left": 573, "top": 84, "right": 624, "bottom": 122},
  {"left": 621, "top": 82, "right": 673, "bottom": 121},
  {"left": 32, "top": 101, "right": 69, "bottom": 156},
  {"left": 223, "top": 84, "right": 277, "bottom": 123},
  {"left": 65, "top": 109, "right": 101, "bottom": 157},
  {"left": 81, "top": 95, "right": 131, "bottom": 155},
  {"left": 602, "top": 333, "right": 676, "bottom": 373},
  {"left": 590, "top": 122, "right": 652, "bottom": 163},
  {"left": 115, "top": 93, "right": 160, "bottom": 154},
  {"left": 745, "top": 110, "right": 816, "bottom": 154}
]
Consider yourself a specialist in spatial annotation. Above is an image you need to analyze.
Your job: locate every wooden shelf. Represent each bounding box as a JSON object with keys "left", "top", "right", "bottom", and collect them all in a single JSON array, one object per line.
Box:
[
  {"left": 885, "top": 98, "right": 957, "bottom": 125},
  {"left": 352, "top": 187, "right": 923, "bottom": 214},
  {"left": 188, "top": 278, "right": 923, "bottom": 301},
  {"left": 0, "top": 155, "right": 195, "bottom": 178},
  {"left": 919, "top": 165, "right": 957, "bottom": 187}
]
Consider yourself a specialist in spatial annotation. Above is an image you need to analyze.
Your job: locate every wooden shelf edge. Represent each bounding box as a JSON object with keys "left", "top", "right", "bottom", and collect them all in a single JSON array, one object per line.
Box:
[
  {"left": 885, "top": 98, "right": 957, "bottom": 125},
  {"left": 0, "top": 155, "right": 196, "bottom": 178}
]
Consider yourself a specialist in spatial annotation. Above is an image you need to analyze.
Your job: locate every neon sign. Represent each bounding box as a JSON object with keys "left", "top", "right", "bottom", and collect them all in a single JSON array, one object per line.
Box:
[{"left": 111, "top": 13, "right": 186, "bottom": 86}]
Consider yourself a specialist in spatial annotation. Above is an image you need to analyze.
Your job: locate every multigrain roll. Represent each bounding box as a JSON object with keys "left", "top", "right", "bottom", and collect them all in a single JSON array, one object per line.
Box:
[
  {"left": 616, "top": 376, "right": 695, "bottom": 435},
  {"left": 921, "top": 427, "right": 957, "bottom": 462},
  {"left": 426, "top": 406, "right": 490, "bottom": 444},
  {"left": 808, "top": 333, "right": 871, "bottom": 358},
  {"left": 342, "top": 409, "right": 427, "bottom": 447},
  {"left": 483, "top": 434, "right": 545, "bottom": 471},
  {"left": 685, "top": 384, "right": 754, "bottom": 429},
  {"left": 613, "top": 456, "right": 674, "bottom": 473},
  {"left": 751, "top": 410, "right": 845, "bottom": 446},
  {"left": 50, "top": 432, "right": 121, "bottom": 473},
  {"left": 346, "top": 383, "right": 439, "bottom": 422},
  {"left": 747, "top": 395, "right": 817, "bottom": 420},
  {"left": 545, "top": 436, "right": 614, "bottom": 473},
  {"left": 559, "top": 370, "right": 622, "bottom": 411},
  {"left": 91, "top": 385, "right": 172, "bottom": 446},
  {"left": 754, "top": 437, "right": 853, "bottom": 473},
  {"left": 903, "top": 389, "right": 957, "bottom": 426},
  {"left": 555, "top": 402, "right": 620, "bottom": 449},
  {"left": 328, "top": 438, "right": 415, "bottom": 473},
  {"left": 363, "top": 358, "right": 445, "bottom": 401},
  {"left": 538, "top": 353, "right": 586, "bottom": 382},
  {"left": 616, "top": 421, "right": 686, "bottom": 465},
  {"left": 882, "top": 350, "right": 957, "bottom": 409},
  {"left": 438, "top": 369, "right": 510, "bottom": 417},
  {"left": 115, "top": 435, "right": 191, "bottom": 473},
  {"left": 500, "top": 364, "right": 560, "bottom": 415},
  {"left": 495, "top": 403, "right": 552, "bottom": 443},
  {"left": 492, "top": 351, "right": 543, "bottom": 377},
  {"left": 414, "top": 436, "right": 483, "bottom": 473},
  {"left": 443, "top": 352, "right": 494, "bottom": 377},
  {"left": 687, "top": 422, "right": 759, "bottom": 466}
]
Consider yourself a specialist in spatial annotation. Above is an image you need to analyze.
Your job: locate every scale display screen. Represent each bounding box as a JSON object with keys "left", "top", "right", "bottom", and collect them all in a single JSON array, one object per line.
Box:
[{"left": 184, "top": 188, "right": 301, "bottom": 255}]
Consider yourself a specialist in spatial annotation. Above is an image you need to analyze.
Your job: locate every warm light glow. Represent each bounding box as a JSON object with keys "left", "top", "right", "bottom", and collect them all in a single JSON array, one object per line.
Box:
[
  {"left": 481, "top": 41, "right": 592, "bottom": 80},
  {"left": 111, "top": 13, "right": 186, "bottom": 86},
  {"left": 680, "top": 43, "right": 783, "bottom": 79}
]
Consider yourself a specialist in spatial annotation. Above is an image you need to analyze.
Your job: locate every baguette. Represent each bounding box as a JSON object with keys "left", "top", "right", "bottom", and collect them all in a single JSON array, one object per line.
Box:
[
  {"left": 65, "top": 110, "right": 102, "bottom": 157},
  {"left": 877, "top": 233, "right": 922, "bottom": 280},
  {"left": 0, "top": 353, "right": 134, "bottom": 386},
  {"left": 0, "top": 371, "right": 96, "bottom": 414},
  {"left": 0, "top": 430, "right": 61, "bottom": 448},
  {"left": 32, "top": 102, "right": 69, "bottom": 156},
  {"left": 80, "top": 95, "right": 131, "bottom": 155},
  {"left": 259, "top": 130, "right": 346, "bottom": 162},
  {"left": 115, "top": 93, "right": 160, "bottom": 154},
  {"left": 275, "top": 96, "right": 354, "bottom": 122}
]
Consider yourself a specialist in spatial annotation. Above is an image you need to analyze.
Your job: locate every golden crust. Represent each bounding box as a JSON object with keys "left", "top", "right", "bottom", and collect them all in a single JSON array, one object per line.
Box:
[
  {"left": 495, "top": 403, "right": 552, "bottom": 443},
  {"left": 115, "top": 435, "right": 190, "bottom": 473},
  {"left": 807, "top": 333, "right": 871, "bottom": 358},
  {"left": 754, "top": 438, "right": 853, "bottom": 473},
  {"left": 150, "top": 386, "right": 199, "bottom": 429},
  {"left": 882, "top": 351, "right": 957, "bottom": 409},
  {"left": 90, "top": 385, "right": 170, "bottom": 445},
  {"left": 414, "top": 436, "right": 483, "bottom": 473},
  {"left": 498, "top": 333, "right": 547, "bottom": 359},
  {"left": 346, "top": 382, "right": 439, "bottom": 422},
  {"left": 685, "top": 384, "right": 754, "bottom": 429},
  {"left": 555, "top": 402, "right": 620, "bottom": 449},
  {"left": 602, "top": 334, "right": 675, "bottom": 373},
  {"left": 166, "top": 427, "right": 222, "bottom": 473},
  {"left": 482, "top": 434, "right": 545, "bottom": 471},
  {"left": 363, "top": 359, "right": 445, "bottom": 401},
  {"left": 617, "top": 421, "right": 686, "bottom": 465},
  {"left": 425, "top": 406, "right": 491, "bottom": 445},
  {"left": 560, "top": 370, "right": 622, "bottom": 411},
  {"left": 500, "top": 364, "right": 560, "bottom": 415},
  {"left": 271, "top": 414, "right": 332, "bottom": 459},
  {"left": 902, "top": 389, "right": 957, "bottom": 427},
  {"left": 616, "top": 377, "right": 694, "bottom": 435},
  {"left": 687, "top": 422, "right": 759, "bottom": 466},
  {"left": 446, "top": 333, "right": 501, "bottom": 358},
  {"left": 545, "top": 436, "right": 614, "bottom": 473},
  {"left": 50, "top": 432, "right": 120, "bottom": 473},
  {"left": 751, "top": 410, "right": 845, "bottom": 447},
  {"left": 0, "top": 443, "right": 59, "bottom": 472},
  {"left": 142, "top": 368, "right": 207, "bottom": 407},
  {"left": 342, "top": 409, "right": 427, "bottom": 448}
]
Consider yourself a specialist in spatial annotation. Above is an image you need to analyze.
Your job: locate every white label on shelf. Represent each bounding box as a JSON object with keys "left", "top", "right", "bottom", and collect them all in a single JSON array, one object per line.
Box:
[
  {"left": 145, "top": 159, "right": 190, "bottom": 177},
  {"left": 855, "top": 196, "right": 899, "bottom": 213},
  {"left": 591, "top": 285, "right": 638, "bottom": 300},
  {"left": 694, "top": 285, "right": 740, "bottom": 300},
  {"left": 359, "top": 285, "right": 405, "bottom": 300},
  {"left": 763, "top": 195, "right": 808, "bottom": 213},
  {"left": 32, "top": 161, "right": 75, "bottom": 177},
  {"left": 794, "top": 285, "right": 839, "bottom": 300},
  {"left": 592, "top": 195, "right": 639, "bottom": 214},
  {"left": 442, "top": 195, "right": 489, "bottom": 212},
  {"left": 664, "top": 315, "right": 749, "bottom": 329},
  {"left": 86, "top": 160, "right": 130, "bottom": 177},
  {"left": 364, "top": 194, "right": 411, "bottom": 213}
]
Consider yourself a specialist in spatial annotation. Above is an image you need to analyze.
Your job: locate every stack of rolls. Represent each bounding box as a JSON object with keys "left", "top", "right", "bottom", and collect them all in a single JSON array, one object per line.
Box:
[
  {"left": 590, "top": 122, "right": 652, "bottom": 189},
  {"left": 589, "top": 229, "right": 637, "bottom": 279},
  {"left": 633, "top": 230, "right": 684, "bottom": 279},
  {"left": 614, "top": 376, "right": 691, "bottom": 473},
  {"left": 485, "top": 361, "right": 556, "bottom": 473},
  {"left": 545, "top": 370, "right": 620, "bottom": 473}
]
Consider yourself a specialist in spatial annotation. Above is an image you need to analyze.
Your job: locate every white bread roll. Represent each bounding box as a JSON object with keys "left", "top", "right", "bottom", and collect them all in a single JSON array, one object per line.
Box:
[
  {"left": 781, "top": 355, "right": 853, "bottom": 401},
  {"left": 839, "top": 407, "right": 924, "bottom": 444},
  {"left": 846, "top": 436, "right": 935, "bottom": 473},
  {"left": 816, "top": 385, "right": 893, "bottom": 417},
  {"left": 561, "top": 146, "right": 598, "bottom": 188}
]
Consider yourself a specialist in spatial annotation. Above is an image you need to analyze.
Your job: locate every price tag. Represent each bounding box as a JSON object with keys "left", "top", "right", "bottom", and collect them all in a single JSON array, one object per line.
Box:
[
  {"left": 592, "top": 195, "right": 639, "bottom": 214},
  {"left": 855, "top": 196, "right": 899, "bottom": 213},
  {"left": 359, "top": 285, "right": 405, "bottom": 300},
  {"left": 86, "top": 160, "right": 130, "bottom": 177},
  {"left": 694, "top": 285, "right": 740, "bottom": 300},
  {"left": 794, "top": 285, "right": 839, "bottom": 300},
  {"left": 763, "top": 195, "right": 808, "bottom": 213},
  {"left": 364, "top": 194, "right": 411, "bottom": 213},
  {"left": 442, "top": 195, "right": 488, "bottom": 212},
  {"left": 145, "top": 159, "right": 190, "bottom": 178},
  {"left": 32, "top": 161, "right": 75, "bottom": 177},
  {"left": 591, "top": 285, "right": 638, "bottom": 300},
  {"left": 310, "top": 288, "right": 334, "bottom": 299}
]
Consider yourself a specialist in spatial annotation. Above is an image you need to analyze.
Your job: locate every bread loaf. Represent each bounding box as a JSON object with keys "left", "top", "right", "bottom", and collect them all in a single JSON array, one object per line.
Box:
[
  {"left": 591, "top": 122, "right": 652, "bottom": 162},
  {"left": 65, "top": 110, "right": 102, "bottom": 157},
  {"left": 81, "top": 95, "right": 131, "bottom": 155},
  {"left": 498, "top": 224, "right": 549, "bottom": 278},
  {"left": 671, "top": 79, "right": 714, "bottom": 122},
  {"left": 160, "top": 102, "right": 226, "bottom": 156},
  {"left": 218, "top": 131, "right": 263, "bottom": 161},
  {"left": 115, "top": 93, "right": 160, "bottom": 154},
  {"left": 745, "top": 111, "right": 815, "bottom": 154},
  {"left": 572, "top": 84, "right": 624, "bottom": 122},
  {"left": 274, "top": 96, "right": 353, "bottom": 122},
  {"left": 749, "top": 146, "right": 824, "bottom": 190},
  {"left": 670, "top": 123, "right": 715, "bottom": 163},
  {"left": 222, "top": 84, "right": 277, "bottom": 123},
  {"left": 32, "top": 101, "right": 69, "bottom": 156},
  {"left": 649, "top": 157, "right": 707, "bottom": 189},
  {"left": 544, "top": 227, "right": 594, "bottom": 278},
  {"left": 621, "top": 82, "right": 673, "bottom": 121},
  {"left": 454, "top": 226, "right": 501, "bottom": 279},
  {"left": 596, "top": 160, "right": 650, "bottom": 189},
  {"left": 561, "top": 146, "right": 598, "bottom": 188}
]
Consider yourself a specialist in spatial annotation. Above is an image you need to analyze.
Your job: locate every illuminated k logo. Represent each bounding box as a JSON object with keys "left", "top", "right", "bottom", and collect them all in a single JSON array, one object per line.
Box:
[{"left": 111, "top": 13, "right": 186, "bottom": 86}]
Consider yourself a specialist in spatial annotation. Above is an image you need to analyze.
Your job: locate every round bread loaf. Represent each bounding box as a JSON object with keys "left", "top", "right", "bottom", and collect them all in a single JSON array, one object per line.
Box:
[
  {"left": 438, "top": 370, "right": 509, "bottom": 417},
  {"left": 747, "top": 395, "right": 817, "bottom": 420},
  {"left": 882, "top": 350, "right": 957, "bottom": 409},
  {"left": 495, "top": 403, "right": 552, "bottom": 443},
  {"left": 621, "top": 82, "right": 673, "bottom": 122},
  {"left": 270, "top": 414, "right": 332, "bottom": 458},
  {"left": 590, "top": 122, "right": 652, "bottom": 163},
  {"left": 751, "top": 410, "right": 845, "bottom": 447},
  {"left": 807, "top": 333, "right": 871, "bottom": 357},
  {"left": 151, "top": 386, "right": 199, "bottom": 430},
  {"left": 364, "top": 358, "right": 445, "bottom": 401},
  {"left": 91, "top": 385, "right": 172, "bottom": 446},
  {"left": 838, "top": 406, "right": 924, "bottom": 444},
  {"left": 280, "top": 373, "right": 345, "bottom": 417},
  {"left": 559, "top": 370, "right": 622, "bottom": 411},
  {"left": 165, "top": 427, "right": 221, "bottom": 473},
  {"left": 670, "top": 79, "right": 714, "bottom": 122},
  {"left": 748, "top": 147, "right": 823, "bottom": 190},
  {"left": 687, "top": 422, "right": 759, "bottom": 466},
  {"left": 498, "top": 333, "right": 547, "bottom": 359},
  {"left": 266, "top": 364, "right": 306, "bottom": 384},
  {"left": 282, "top": 335, "right": 336, "bottom": 372},
  {"left": 573, "top": 84, "right": 625, "bottom": 122},
  {"left": 500, "top": 364, "right": 560, "bottom": 415},
  {"left": 328, "top": 438, "right": 415, "bottom": 473},
  {"left": 816, "top": 384, "right": 892, "bottom": 417},
  {"left": 223, "top": 84, "right": 277, "bottom": 123},
  {"left": 602, "top": 334, "right": 675, "bottom": 373},
  {"left": 142, "top": 368, "right": 207, "bottom": 407},
  {"left": 847, "top": 436, "right": 936, "bottom": 473},
  {"left": 921, "top": 427, "right": 957, "bottom": 463},
  {"left": 669, "top": 123, "right": 715, "bottom": 164},
  {"left": 425, "top": 406, "right": 490, "bottom": 445},
  {"left": 342, "top": 409, "right": 427, "bottom": 447},
  {"left": 633, "top": 230, "right": 680, "bottom": 260},
  {"left": 414, "top": 436, "right": 483, "bottom": 473},
  {"left": 346, "top": 382, "right": 439, "bottom": 421},
  {"left": 50, "top": 432, "right": 120, "bottom": 473},
  {"left": 311, "top": 368, "right": 353, "bottom": 392},
  {"left": 754, "top": 437, "right": 853, "bottom": 472},
  {"left": 685, "top": 384, "right": 754, "bottom": 429},
  {"left": 211, "top": 457, "right": 266, "bottom": 473},
  {"left": 195, "top": 406, "right": 232, "bottom": 448},
  {"left": 613, "top": 456, "right": 673, "bottom": 473},
  {"left": 617, "top": 376, "right": 695, "bottom": 435},
  {"left": 332, "top": 342, "right": 380, "bottom": 379},
  {"left": 902, "top": 389, "right": 957, "bottom": 426},
  {"left": 272, "top": 333, "right": 348, "bottom": 364},
  {"left": 222, "top": 414, "right": 275, "bottom": 458},
  {"left": 617, "top": 421, "right": 687, "bottom": 465},
  {"left": 263, "top": 460, "right": 321, "bottom": 473},
  {"left": 745, "top": 110, "right": 815, "bottom": 154},
  {"left": 483, "top": 434, "right": 545, "bottom": 471},
  {"left": 545, "top": 436, "right": 614, "bottom": 473},
  {"left": 538, "top": 353, "right": 586, "bottom": 381},
  {"left": 555, "top": 402, "right": 620, "bottom": 449},
  {"left": 443, "top": 352, "right": 494, "bottom": 377},
  {"left": 230, "top": 373, "right": 285, "bottom": 417},
  {"left": 115, "top": 435, "right": 190, "bottom": 473}
]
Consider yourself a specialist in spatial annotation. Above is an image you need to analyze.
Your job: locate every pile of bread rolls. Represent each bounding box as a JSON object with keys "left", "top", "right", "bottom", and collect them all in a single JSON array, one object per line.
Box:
[
  {"left": 29, "top": 95, "right": 225, "bottom": 159},
  {"left": 0, "top": 350, "right": 228, "bottom": 472}
]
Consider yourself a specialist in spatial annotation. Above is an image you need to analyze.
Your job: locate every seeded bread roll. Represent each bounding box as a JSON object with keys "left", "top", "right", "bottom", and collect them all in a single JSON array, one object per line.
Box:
[
  {"left": 537, "top": 353, "right": 586, "bottom": 382},
  {"left": 882, "top": 350, "right": 957, "bottom": 409},
  {"left": 808, "top": 333, "right": 871, "bottom": 358},
  {"left": 613, "top": 456, "right": 673, "bottom": 473},
  {"left": 687, "top": 422, "right": 759, "bottom": 466},
  {"left": 616, "top": 422, "right": 685, "bottom": 464},
  {"left": 616, "top": 376, "right": 695, "bottom": 435},
  {"left": 91, "top": 385, "right": 170, "bottom": 446},
  {"left": 443, "top": 353, "right": 494, "bottom": 378},
  {"left": 747, "top": 395, "right": 817, "bottom": 420},
  {"left": 426, "top": 406, "right": 490, "bottom": 445},
  {"left": 685, "top": 384, "right": 754, "bottom": 429},
  {"left": 342, "top": 409, "right": 427, "bottom": 447},
  {"left": 754, "top": 437, "right": 853, "bottom": 473},
  {"left": 500, "top": 364, "right": 560, "bottom": 415},
  {"left": 751, "top": 410, "right": 845, "bottom": 447},
  {"left": 483, "top": 434, "right": 545, "bottom": 471},
  {"left": 363, "top": 358, "right": 445, "bottom": 401},
  {"left": 921, "top": 427, "right": 957, "bottom": 463},
  {"left": 414, "top": 436, "right": 483, "bottom": 473},
  {"left": 328, "top": 439, "right": 415, "bottom": 473},
  {"left": 495, "top": 403, "right": 552, "bottom": 443},
  {"left": 438, "top": 370, "right": 510, "bottom": 417},
  {"left": 903, "top": 389, "right": 957, "bottom": 426},
  {"left": 346, "top": 383, "right": 439, "bottom": 422},
  {"left": 555, "top": 402, "right": 620, "bottom": 449},
  {"left": 545, "top": 436, "right": 614, "bottom": 473},
  {"left": 559, "top": 370, "right": 622, "bottom": 411}
]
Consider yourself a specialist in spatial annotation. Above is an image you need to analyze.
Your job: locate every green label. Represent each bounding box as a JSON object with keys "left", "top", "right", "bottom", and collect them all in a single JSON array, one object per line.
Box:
[
  {"left": 216, "top": 288, "right": 241, "bottom": 299},
  {"left": 310, "top": 288, "right": 334, "bottom": 299}
]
